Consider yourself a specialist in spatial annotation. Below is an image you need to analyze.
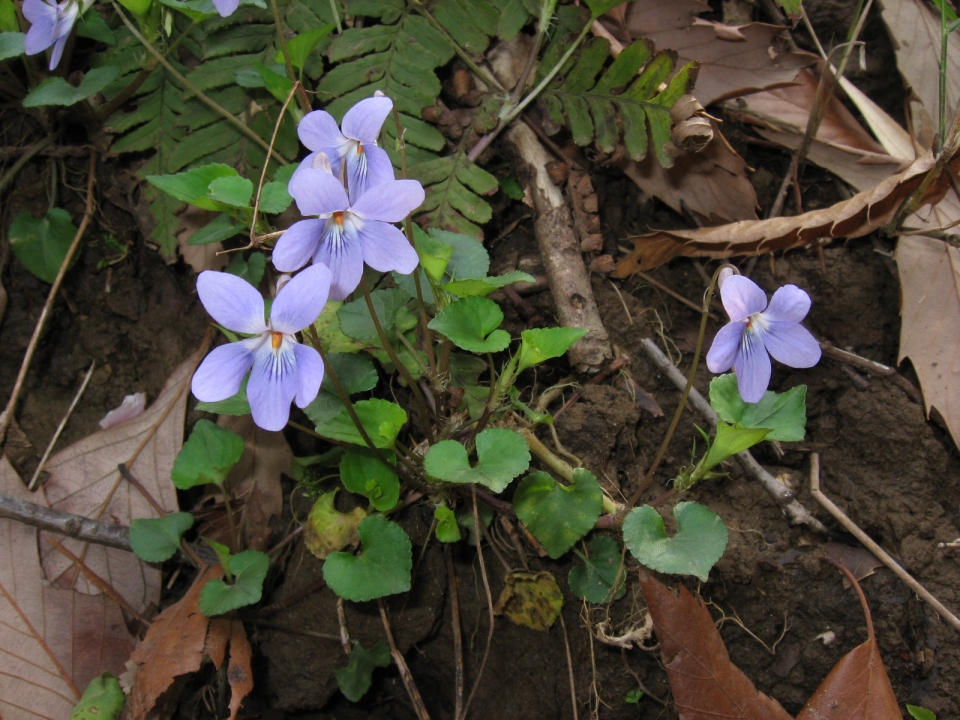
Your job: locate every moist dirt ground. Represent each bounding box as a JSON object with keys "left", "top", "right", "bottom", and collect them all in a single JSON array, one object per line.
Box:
[{"left": 2, "top": 0, "right": 959, "bottom": 717}]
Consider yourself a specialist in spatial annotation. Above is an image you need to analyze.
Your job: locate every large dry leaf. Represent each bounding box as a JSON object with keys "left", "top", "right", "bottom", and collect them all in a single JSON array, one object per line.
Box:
[
  {"left": 218, "top": 415, "right": 290, "bottom": 551},
  {"left": 621, "top": 119, "right": 760, "bottom": 223},
  {"left": 604, "top": 0, "right": 813, "bottom": 107},
  {"left": 40, "top": 350, "right": 203, "bottom": 613},
  {"left": 796, "top": 573, "right": 900, "bottom": 719},
  {"left": 0, "top": 457, "right": 135, "bottom": 720},
  {"left": 614, "top": 152, "right": 958, "bottom": 272},
  {"left": 879, "top": 0, "right": 960, "bottom": 135},
  {"left": 177, "top": 206, "right": 229, "bottom": 274},
  {"left": 640, "top": 573, "right": 793, "bottom": 719}
]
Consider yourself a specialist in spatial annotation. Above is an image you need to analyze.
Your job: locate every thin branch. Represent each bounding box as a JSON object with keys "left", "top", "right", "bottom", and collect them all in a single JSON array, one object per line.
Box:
[
  {"left": 0, "top": 491, "right": 132, "bottom": 551},
  {"left": 379, "top": 599, "right": 431, "bottom": 720},
  {"left": 446, "top": 545, "right": 465, "bottom": 720}
]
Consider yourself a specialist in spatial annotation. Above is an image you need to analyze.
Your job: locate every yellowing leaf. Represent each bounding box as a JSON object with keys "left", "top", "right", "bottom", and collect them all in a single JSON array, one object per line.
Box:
[
  {"left": 493, "top": 571, "right": 563, "bottom": 632},
  {"left": 303, "top": 491, "right": 367, "bottom": 560}
]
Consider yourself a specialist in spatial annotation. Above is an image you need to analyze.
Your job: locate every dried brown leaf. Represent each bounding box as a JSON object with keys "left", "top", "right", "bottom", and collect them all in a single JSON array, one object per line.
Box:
[
  {"left": 200, "top": 617, "right": 254, "bottom": 720},
  {"left": 40, "top": 350, "right": 203, "bottom": 613},
  {"left": 605, "top": 0, "right": 813, "bottom": 106},
  {"left": 177, "top": 206, "right": 229, "bottom": 274},
  {"left": 218, "top": 414, "right": 291, "bottom": 551},
  {"left": 1, "top": 457, "right": 135, "bottom": 720},
  {"left": 640, "top": 573, "right": 793, "bottom": 719},
  {"left": 614, "top": 152, "right": 958, "bottom": 272},
  {"left": 822, "top": 542, "right": 884, "bottom": 583},
  {"left": 796, "top": 569, "right": 900, "bottom": 719}
]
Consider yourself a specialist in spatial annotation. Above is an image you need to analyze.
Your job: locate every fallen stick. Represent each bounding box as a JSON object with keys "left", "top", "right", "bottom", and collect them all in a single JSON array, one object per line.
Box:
[
  {"left": 640, "top": 337, "right": 828, "bottom": 533},
  {"left": 809, "top": 453, "right": 960, "bottom": 633}
]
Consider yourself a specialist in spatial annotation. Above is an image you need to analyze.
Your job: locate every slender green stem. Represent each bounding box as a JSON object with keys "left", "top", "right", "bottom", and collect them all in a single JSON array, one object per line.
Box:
[
  {"left": 359, "top": 276, "right": 436, "bottom": 441},
  {"left": 397, "top": 331, "right": 430, "bottom": 375},
  {"left": 110, "top": 1, "right": 287, "bottom": 165},
  {"left": 329, "top": 0, "right": 342, "bottom": 33},
  {"left": 218, "top": 481, "right": 240, "bottom": 552},
  {"left": 270, "top": 0, "right": 311, "bottom": 113},
  {"left": 624, "top": 266, "right": 726, "bottom": 511},
  {"left": 468, "top": 352, "right": 499, "bottom": 443}
]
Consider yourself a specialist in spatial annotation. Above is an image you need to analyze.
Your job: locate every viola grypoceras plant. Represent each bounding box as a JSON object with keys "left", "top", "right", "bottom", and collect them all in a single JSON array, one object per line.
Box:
[
  {"left": 191, "top": 263, "right": 332, "bottom": 431},
  {"left": 706, "top": 273, "right": 821, "bottom": 402},
  {"left": 23, "top": 0, "right": 92, "bottom": 70}
]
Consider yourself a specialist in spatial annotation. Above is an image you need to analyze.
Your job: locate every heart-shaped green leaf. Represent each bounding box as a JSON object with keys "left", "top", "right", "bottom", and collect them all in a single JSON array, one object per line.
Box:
[
  {"left": 172, "top": 419, "right": 245, "bottom": 489},
  {"left": 340, "top": 446, "right": 400, "bottom": 511},
  {"left": 70, "top": 673, "right": 124, "bottom": 720},
  {"left": 199, "top": 549, "right": 270, "bottom": 616},
  {"left": 323, "top": 516, "right": 412, "bottom": 602},
  {"left": 709, "top": 374, "right": 807, "bottom": 441},
  {"left": 623, "top": 502, "right": 728, "bottom": 582},
  {"left": 428, "top": 296, "right": 510, "bottom": 353},
  {"left": 517, "top": 327, "right": 588, "bottom": 372},
  {"left": 513, "top": 469, "right": 603, "bottom": 558},
  {"left": 315, "top": 398, "right": 406, "bottom": 448},
  {"left": 423, "top": 428, "right": 530, "bottom": 493},
  {"left": 334, "top": 640, "right": 391, "bottom": 702},
  {"left": 129, "top": 512, "right": 195, "bottom": 563},
  {"left": 569, "top": 536, "right": 626, "bottom": 604},
  {"left": 9, "top": 208, "right": 78, "bottom": 284}
]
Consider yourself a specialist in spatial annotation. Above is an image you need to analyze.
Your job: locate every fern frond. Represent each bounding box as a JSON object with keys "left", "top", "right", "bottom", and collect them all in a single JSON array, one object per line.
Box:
[{"left": 539, "top": 36, "right": 699, "bottom": 168}]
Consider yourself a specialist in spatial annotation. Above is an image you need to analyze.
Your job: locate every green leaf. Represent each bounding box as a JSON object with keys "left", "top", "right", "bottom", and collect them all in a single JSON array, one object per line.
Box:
[
  {"left": 701, "top": 422, "right": 770, "bottom": 471},
  {"left": 774, "top": 0, "right": 801, "bottom": 18},
  {"left": 281, "top": 25, "right": 336, "bottom": 69},
  {"left": 70, "top": 673, "right": 124, "bottom": 720},
  {"left": 517, "top": 327, "right": 588, "bottom": 372},
  {"left": 323, "top": 515, "right": 412, "bottom": 601},
  {"left": 254, "top": 62, "right": 294, "bottom": 103},
  {"left": 226, "top": 251, "right": 266, "bottom": 287},
  {"left": 77, "top": 12, "right": 117, "bottom": 44},
  {"left": 23, "top": 67, "right": 120, "bottom": 107},
  {"left": 129, "top": 512, "right": 195, "bottom": 563},
  {"left": 334, "top": 640, "right": 392, "bottom": 701},
  {"left": 622, "top": 502, "right": 728, "bottom": 582},
  {"left": 258, "top": 181, "right": 293, "bottom": 214},
  {"left": 513, "top": 469, "right": 602, "bottom": 558},
  {"left": 340, "top": 446, "right": 400, "bottom": 511},
  {"left": 199, "top": 549, "right": 271, "bottom": 616},
  {"left": 0, "top": 1, "right": 19, "bottom": 33},
  {"left": 196, "top": 376, "right": 251, "bottom": 415},
  {"left": 305, "top": 352, "right": 379, "bottom": 426},
  {"left": 171, "top": 419, "right": 245, "bottom": 489},
  {"left": 709, "top": 374, "right": 807, "bottom": 442},
  {"left": 206, "top": 538, "right": 234, "bottom": 578},
  {"left": 337, "top": 288, "right": 412, "bottom": 343},
  {"left": 315, "top": 398, "right": 406, "bottom": 448},
  {"left": 412, "top": 224, "right": 454, "bottom": 282},
  {"left": 441, "top": 271, "right": 535, "bottom": 297},
  {"left": 568, "top": 536, "right": 626, "bottom": 604},
  {"left": 907, "top": 706, "right": 937, "bottom": 720},
  {"left": 304, "top": 489, "right": 367, "bottom": 559},
  {"left": 423, "top": 427, "right": 530, "bottom": 493},
  {"left": 313, "top": 301, "right": 365, "bottom": 354},
  {"left": 0, "top": 31, "right": 24, "bottom": 61},
  {"left": 187, "top": 213, "right": 242, "bottom": 246},
  {"left": 147, "top": 164, "right": 239, "bottom": 210},
  {"left": 540, "top": 35, "right": 695, "bottom": 166},
  {"left": 208, "top": 175, "right": 254, "bottom": 207},
  {"left": 9, "top": 209, "right": 78, "bottom": 284},
  {"left": 434, "top": 506, "right": 461, "bottom": 542},
  {"left": 428, "top": 296, "right": 510, "bottom": 353},
  {"left": 584, "top": 0, "right": 624, "bottom": 17}
]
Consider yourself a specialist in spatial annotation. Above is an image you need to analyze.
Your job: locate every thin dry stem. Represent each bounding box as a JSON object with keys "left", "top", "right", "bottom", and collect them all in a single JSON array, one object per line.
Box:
[
  {"left": 379, "top": 599, "right": 431, "bottom": 720},
  {"left": 460, "top": 486, "right": 496, "bottom": 720}
]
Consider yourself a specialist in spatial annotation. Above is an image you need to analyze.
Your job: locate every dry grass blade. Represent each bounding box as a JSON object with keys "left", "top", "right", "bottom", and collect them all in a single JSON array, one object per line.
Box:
[
  {"left": 0, "top": 457, "right": 135, "bottom": 720},
  {"left": 614, "top": 152, "right": 959, "bottom": 272},
  {"left": 39, "top": 349, "right": 204, "bottom": 613},
  {"left": 640, "top": 573, "right": 793, "bottom": 719}
]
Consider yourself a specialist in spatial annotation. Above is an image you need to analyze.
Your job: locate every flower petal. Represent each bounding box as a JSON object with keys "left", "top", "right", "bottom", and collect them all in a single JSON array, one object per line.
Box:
[
  {"left": 341, "top": 96, "right": 394, "bottom": 143},
  {"left": 289, "top": 167, "right": 349, "bottom": 217},
  {"left": 720, "top": 275, "right": 768, "bottom": 322},
  {"left": 350, "top": 179, "right": 425, "bottom": 223},
  {"left": 346, "top": 145, "right": 396, "bottom": 203},
  {"left": 273, "top": 219, "right": 324, "bottom": 273},
  {"left": 706, "top": 321, "right": 746, "bottom": 374},
  {"left": 293, "top": 343, "right": 324, "bottom": 408},
  {"left": 196, "top": 271, "right": 268, "bottom": 334},
  {"left": 357, "top": 220, "right": 419, "bottom": 275},
  {"left": 270, "top": 263, "right": 332, "bottom": 333},
  {"left": 760, "top": 321, "right": 822, "bottom": 368},
  {"left": 191, "top": 338, "right": 259, "bottom": 402},
  {"left": 23, "top": 0, "right": 57, "bottom": 25},
  {"left": 298, "top": 110, "right": 346, "bottom": 152},
  {"left": 762, "top": 284, "right": 812, "bottom": 323},
  {"left": 247, "top": 342, "right": 298, "bottom": 431},
  {"left": 734, "top": 328, "right": 771, "bottom": 403},
  {"left": 23, "top": 0, "right": 58, "bottom": 54},
  {"left": 315, "top": 223, "right": 364, "bottom": 301},
  {"left": 49, "top": 32, "right": 68, "bottom": 69},
  {"left": 212, "top": 0, "right": 239, "bottom": 15}
]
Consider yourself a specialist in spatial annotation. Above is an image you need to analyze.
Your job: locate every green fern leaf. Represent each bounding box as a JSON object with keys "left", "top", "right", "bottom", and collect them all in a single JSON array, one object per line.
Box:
[{"left": 540, "top": 36, "right": 698, "bottom": 168}]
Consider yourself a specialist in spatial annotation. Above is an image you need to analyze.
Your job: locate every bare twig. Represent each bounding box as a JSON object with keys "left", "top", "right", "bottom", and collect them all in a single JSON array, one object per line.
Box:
[
  {"left": 809, "top": 454, "right": 960, "bottom": 633},
  {"left": 640, "top": 338, "right": 829, "bottom": 532},
  {"left": 0, "top": 151, "right": 98, "bottom": 444},
  {"left": 460, "top": 486, "right": 496, "bottom": 720},
  {"left": 378, "top": 599, "right": 431, "bottom": 720},
  {"left": 336, "top": 596, "right": 352, "bottom": 655},
  {"left": 559, "top": 613, "right": 579, "bottom": 720},
  {"left": 0, "top": 491, "right": 132, "bottom": 551},
  {"left": 28, "top": 361, "right": 96, "bottom": 490},
  {"left": 446, "top": 545, "right": 465, "bottom": 720}
]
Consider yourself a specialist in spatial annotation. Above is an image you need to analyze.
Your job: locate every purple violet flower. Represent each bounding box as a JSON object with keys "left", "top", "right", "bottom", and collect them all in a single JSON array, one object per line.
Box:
[
  {"left": 211, "top": 0, "right": 240, "bottom": 17},
  {"left": 274, "top": 163, "right": 423, "bottom": 301},
  {"left": 192, "top": 264, "right": 332, "bottom": 432},
  {"left": 23, "top": 0, "right": 81, "bottom": 70},
  {"left": 296, "top": 94, "right": 396, "bottom": 202},
  {"left": 706, "top": 275, "right": 821, "bottom": 403}
]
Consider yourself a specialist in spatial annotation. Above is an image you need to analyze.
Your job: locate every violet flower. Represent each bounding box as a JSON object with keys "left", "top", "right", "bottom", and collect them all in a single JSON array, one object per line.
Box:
[
  {"left": 274, "top": 164, "right": 423, "bottom": 301},
  {"left": 296, "top": 95, "right": 396, "bottom": 202},
  {"left": 211, "top": 0, "right": 240, "bottom": 17},
  {"left": 23, "top": 0, "right": 82, "bottom": 70},
  {"left": 192, "top": 264, "right": 332, "bottom": 431},
  {"left": 706, "top": 275, "right": 820, "bottom": 403}
]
